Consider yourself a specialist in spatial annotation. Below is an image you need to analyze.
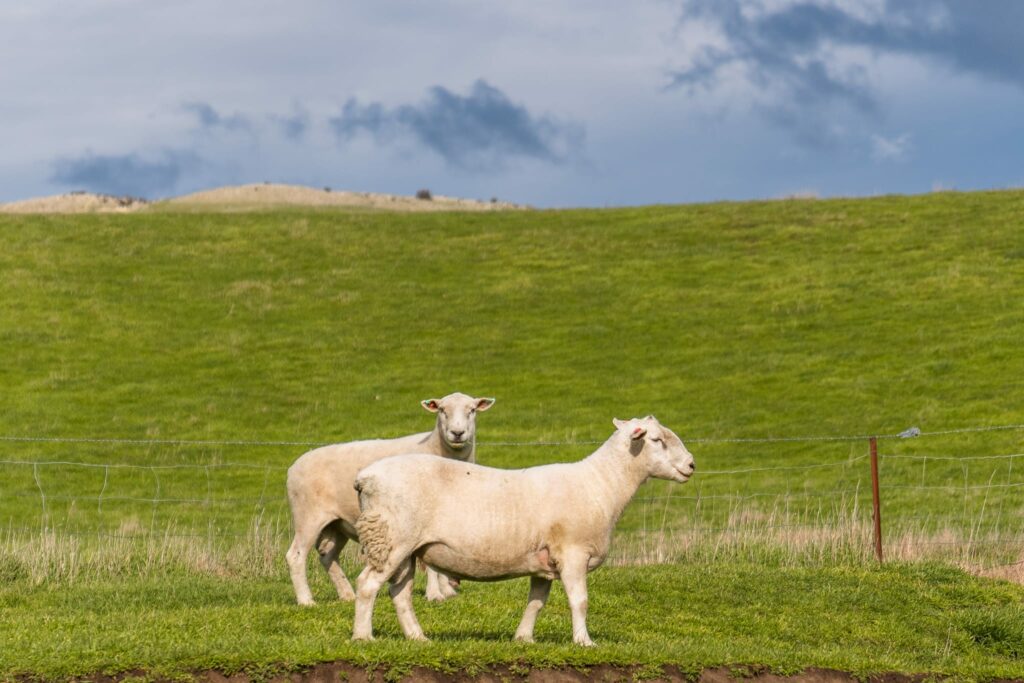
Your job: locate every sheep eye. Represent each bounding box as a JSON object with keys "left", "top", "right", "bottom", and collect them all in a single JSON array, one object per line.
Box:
[{"left": 651, "top": 437, "right": 663, "bottom": 443}]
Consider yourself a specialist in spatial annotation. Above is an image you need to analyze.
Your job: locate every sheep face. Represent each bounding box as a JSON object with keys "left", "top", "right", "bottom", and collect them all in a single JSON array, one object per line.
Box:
[
  {"left": 613, "top": 416, "right": 695, "bottom": 483},
  {"left": 421, "top": 392, "right": 495, "bottom": 450}
]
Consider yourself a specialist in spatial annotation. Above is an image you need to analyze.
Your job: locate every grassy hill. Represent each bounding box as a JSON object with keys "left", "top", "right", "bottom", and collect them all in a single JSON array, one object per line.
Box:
[
  {"left": 3, "top": 191, "right": 1022, "bottom": 444},
  {"left": 2, "top": 190, "right": 1024, "bottom": 679}
]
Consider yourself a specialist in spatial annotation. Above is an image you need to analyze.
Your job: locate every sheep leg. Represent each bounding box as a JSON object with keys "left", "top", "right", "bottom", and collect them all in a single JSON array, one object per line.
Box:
[
  {"left": 353, "top": 548, "right": 414, "bottom": 641},
  {"left": 425, "top": 567, "right": 457, "bottom": 602},
  {"left": 560, "top": 553, "right": 595, "bottom": 646},
  {"left": 287, "top": 517, "right": 335, "bottom": 606},
  {"left": 513, "top": 576, "right": 552, "bottom": 643},
  {"left": 389, "top": 557, "right": 427, "bottom": 641},
  {"left": 424, "top": 567, "right": 443, "bottom": 601},
  {"left": 352, "top": 564, "right": 387, "bottom": 641},
  {"left": 317, "top": 525, "right": 355, "bottom": 601}
]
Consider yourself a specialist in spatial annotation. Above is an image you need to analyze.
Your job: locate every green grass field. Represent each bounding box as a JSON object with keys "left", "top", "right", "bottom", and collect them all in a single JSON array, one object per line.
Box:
[
  {"left": 4, "top": 563, "right": 1024, "bottom": 681},
  {"left": 2, "top": 191, "right": 1024, "bottom": 679}
]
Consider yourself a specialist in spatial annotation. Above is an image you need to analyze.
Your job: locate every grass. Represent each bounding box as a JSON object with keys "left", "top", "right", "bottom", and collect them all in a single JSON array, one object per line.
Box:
[
  {"left": 2, "top": 192, "right": 1023, "bottom": 548},
  {"left": 3, "top": 562, "right": 1024, "bottom": 680},
  {"left": 0, "top": 513, "right": 1015, "bottom": 585},
  {"left": 3, "top": 192, "right": 1023, "bottom": 443},
  {"left": 2, "top": 190, "right": 1024, "bottom": 678}
]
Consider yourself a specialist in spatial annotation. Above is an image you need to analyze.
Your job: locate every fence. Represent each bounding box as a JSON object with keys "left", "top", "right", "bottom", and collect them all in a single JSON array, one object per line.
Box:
[{"left": 2, "top": 422, "right": 1024, "bottom": 579}]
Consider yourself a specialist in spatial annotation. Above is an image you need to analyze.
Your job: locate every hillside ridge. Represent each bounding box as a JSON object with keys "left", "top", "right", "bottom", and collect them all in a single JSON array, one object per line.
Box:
[{"left": 0, "top": 183, "right": 528, "bottom": 213}]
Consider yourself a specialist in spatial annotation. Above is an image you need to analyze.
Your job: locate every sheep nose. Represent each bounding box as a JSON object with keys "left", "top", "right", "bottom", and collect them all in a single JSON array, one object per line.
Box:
[{"left": 451, "top": 430, "right": 465, "bottom": 440}]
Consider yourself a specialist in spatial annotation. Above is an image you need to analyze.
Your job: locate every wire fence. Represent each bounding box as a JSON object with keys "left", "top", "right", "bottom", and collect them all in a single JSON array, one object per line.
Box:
[
  {"left": 2, "top": 422, "right": 1024, "bottom": 576},
  {"left": 2, "top": 421, "right": 1022, "bottom": 447}
]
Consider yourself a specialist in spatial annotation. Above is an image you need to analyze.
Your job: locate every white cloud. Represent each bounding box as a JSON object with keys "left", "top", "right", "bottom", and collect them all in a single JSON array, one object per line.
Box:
[
  {"left": 871, "top": 133, "right": 911, "bottom": 162},
  {"left": 779, "top": 188, "right": 820, "bottom": 199}
]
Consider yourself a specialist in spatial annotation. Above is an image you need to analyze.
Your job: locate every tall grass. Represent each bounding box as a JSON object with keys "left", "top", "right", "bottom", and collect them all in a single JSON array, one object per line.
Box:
[
  {"left": 615, "top": 493, "right": 1024, "bottom": 572},
  {"left": 6, "top": 504, "right": 1021, "bottom": 585},
  {"left": 0, "top": 515, "right": 284, "bottom": 583}
]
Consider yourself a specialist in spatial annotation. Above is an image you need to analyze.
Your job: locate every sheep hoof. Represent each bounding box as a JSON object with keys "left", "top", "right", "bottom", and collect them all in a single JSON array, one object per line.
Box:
[
  {"left": 297, "top": 598, "right": 316, "bottom": 607},
  {"left": 351, "top": 633, "right": 374, "bottom": 642},
  {"left": 425, "top": 591, "right": 448, "bottom": 603},
  {"left": 513, "top": 635, "right": 534, "bottom": 644},
  {"left": 574, "top": 637, "right": 596, "bottom": 647}
]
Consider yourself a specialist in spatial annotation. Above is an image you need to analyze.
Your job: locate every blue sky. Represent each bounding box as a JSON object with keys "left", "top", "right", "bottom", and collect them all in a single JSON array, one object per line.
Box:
[{"left": 2, "top": 0, "right": 1023, "bottom": 207}]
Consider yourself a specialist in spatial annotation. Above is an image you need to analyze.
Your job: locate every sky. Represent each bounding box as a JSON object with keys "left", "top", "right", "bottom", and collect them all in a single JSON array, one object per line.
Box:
[{"left": 2, "top": 0, "right": 1023, "bottom": 208}]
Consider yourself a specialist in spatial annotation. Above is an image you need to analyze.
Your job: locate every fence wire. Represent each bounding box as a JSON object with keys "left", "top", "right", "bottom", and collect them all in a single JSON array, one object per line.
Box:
[
  {"left": 2, "top": 420, "right": 1022, "bottom": 448},
  {"left": 3, "top": 421, "right": 1024, "bottom": 575}
]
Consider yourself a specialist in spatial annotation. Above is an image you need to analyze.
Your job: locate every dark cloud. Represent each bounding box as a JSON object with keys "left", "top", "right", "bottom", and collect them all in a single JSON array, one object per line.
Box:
[
  {"left": 329, "top": 80, "right": 584, "bottom": 169},
  {"left": 273, "top": 107, "right": 310, "bottom": 141},
  {"left": 672, "top": 0, "right": 1024, "bottom": 145},
  {"left": 182, "top": 101, "right": 252, "bottom": 132},
  {"left": 185, "top": 100, "right": 312, "bottom": 141},
  {"left": 50, "top": 150, "right": 199, "bottom": 198}
]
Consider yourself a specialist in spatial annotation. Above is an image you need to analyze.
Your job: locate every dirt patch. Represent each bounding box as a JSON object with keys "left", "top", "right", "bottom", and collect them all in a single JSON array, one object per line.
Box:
[
  {"left": 27, "top": 663, "right": 988, "bottom": 683},
  {"left": 0, "top": 191, "right": 148, "bottom": 214}
]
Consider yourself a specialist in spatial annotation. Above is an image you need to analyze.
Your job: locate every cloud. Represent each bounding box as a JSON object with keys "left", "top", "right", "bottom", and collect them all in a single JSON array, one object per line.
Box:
[
  {"left": 50, "top": 150, "right": 199, "bottom": 198},
  {"left": 272, "top": 105, "right": 310, "bottom": 141},
  {"left": 871, "top": 132, "right": 911, "bottom": 161},
  {"left": 182, "top": 101, "right": 252, "bottom": 132},
  {"left": 779, "top": 188, "right": 820, "bottom": 199},
  {"left": 671, "top": 0, "right": 1024, "bottom": 145},
  {"left": 329, "top": 80, "right": 584, "bottom": 169},
  {"left": 185, "top": 100, "right": 313, "bottom": 142}
]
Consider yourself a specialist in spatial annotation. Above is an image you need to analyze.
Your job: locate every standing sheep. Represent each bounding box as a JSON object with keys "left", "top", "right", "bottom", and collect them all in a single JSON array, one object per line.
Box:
[
  {"left": 351, "top": 415, "right": 695, "bottom": 645},
  {"left": 285, "top": 392, "right": 495, "bottom": 605}
]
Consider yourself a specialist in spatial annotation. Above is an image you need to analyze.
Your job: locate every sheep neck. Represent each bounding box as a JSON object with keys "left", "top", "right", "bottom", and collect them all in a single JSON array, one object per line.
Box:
[{"left": 577, "top": 437, "right": 652, "bottom": 528}]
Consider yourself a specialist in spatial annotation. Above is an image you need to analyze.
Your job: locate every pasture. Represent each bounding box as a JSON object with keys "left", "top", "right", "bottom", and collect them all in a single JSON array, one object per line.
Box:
[{"left": 2, "top": 190, "right": 1024, "bottom": 680}]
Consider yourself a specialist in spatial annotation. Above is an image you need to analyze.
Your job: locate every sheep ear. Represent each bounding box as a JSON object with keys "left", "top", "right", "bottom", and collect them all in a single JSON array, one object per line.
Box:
[
  {"left": 631, "top": 426, "right": 647, "bottom": 440},
  {"left": 421, "top": 399, "right": 440, "bottom": 413},
  {"left": 475, "top": 397, "right": 495, "bottom": 411},
  {"left": 612, "top": 418, "right": 627, "bottom": 429}
]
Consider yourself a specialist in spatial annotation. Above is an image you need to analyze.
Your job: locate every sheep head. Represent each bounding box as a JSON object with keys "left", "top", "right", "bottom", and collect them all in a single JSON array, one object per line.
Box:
[
  {"left": 421, "top": 392, "right": 495, "bottom": 450},
  {"left": 612, "top": 415, "right": 695, "bottom": 483}
]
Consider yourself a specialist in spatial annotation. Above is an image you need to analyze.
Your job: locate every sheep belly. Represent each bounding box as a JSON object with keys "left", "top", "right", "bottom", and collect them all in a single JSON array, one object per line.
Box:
[{"left": 418, "top": 542, "right": 558, "bottom": 581}]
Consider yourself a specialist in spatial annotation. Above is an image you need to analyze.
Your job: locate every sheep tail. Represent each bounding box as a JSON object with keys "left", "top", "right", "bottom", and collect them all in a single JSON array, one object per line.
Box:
[{"left": 356, "top": 511, "right": 392, "bottom": 572}]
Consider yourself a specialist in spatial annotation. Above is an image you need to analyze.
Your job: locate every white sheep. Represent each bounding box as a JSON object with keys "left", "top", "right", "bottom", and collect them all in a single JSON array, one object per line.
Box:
[
  {"left": 285, "top": 392, "right": 495, "bottom": 605},
  {"left": 350, "top": 415, "right": 695, "bottom": 645}
]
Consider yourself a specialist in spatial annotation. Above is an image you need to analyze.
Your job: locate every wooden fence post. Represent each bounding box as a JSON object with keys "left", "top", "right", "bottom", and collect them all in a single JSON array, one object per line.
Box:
[{"left": 870, "top": 436, "right": 883, "bottom": 561}]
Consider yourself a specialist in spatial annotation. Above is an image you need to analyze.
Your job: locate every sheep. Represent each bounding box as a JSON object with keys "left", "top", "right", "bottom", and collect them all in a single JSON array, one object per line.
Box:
[
  {"left": 285, "top": 392, "right": 495, "bottom": 606},
  {"left": 350, "top": 415, "right": 695, "bottom": 645}
]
